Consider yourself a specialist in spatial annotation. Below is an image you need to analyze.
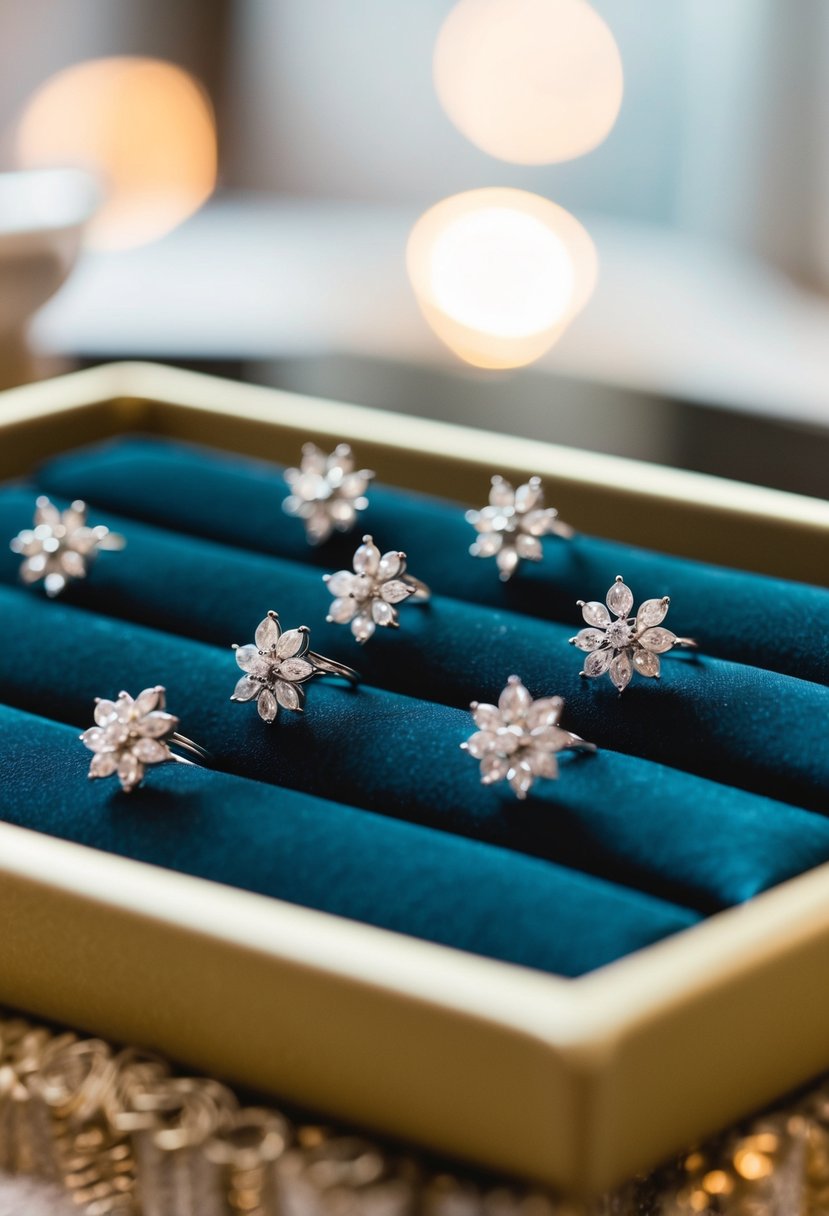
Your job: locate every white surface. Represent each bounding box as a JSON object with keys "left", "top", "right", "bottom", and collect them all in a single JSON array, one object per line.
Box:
[
  {"left": 31, "top": 196, "right": 829, "bottom": 430},
  {"left": 0, "top": 1173, "right": 73, "bottom": 1216}
]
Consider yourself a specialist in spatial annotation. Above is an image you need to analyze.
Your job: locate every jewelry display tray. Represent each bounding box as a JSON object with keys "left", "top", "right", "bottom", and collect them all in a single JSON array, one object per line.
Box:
[{"left": 1, "top": 361, "right": 828, "bottom": 1197}]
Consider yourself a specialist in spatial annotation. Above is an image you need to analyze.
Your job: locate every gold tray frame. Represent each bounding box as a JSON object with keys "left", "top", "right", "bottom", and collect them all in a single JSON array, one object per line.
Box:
[{"left": 1, "top": 361, "right": 828, "bottom": 1196}]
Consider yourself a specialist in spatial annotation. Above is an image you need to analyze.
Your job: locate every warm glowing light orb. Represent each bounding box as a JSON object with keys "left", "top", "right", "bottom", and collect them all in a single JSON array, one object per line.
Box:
[
  {"left": 15, "top": 57, "right": 217, "bottom": 251},
  {"left": 407, "top": 188, "right": 596, "bottom": 369},
  {"left": 433, "top": 0, "right": 623, "bottom": 165}
]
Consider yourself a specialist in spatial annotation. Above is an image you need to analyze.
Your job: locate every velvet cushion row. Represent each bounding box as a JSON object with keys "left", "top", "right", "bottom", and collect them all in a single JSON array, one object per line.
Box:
[
  {"left": 34, "top": 437, "right": 829, "bottom": 684},
  {"left": 1, "top": 489, "right": 827, "bottom": 815},
  {"left": 2, "top": 586, "right": 829, "bottom": 917},
  {"left": 0, "top": 704, "right": 702, "bottom": 977}
]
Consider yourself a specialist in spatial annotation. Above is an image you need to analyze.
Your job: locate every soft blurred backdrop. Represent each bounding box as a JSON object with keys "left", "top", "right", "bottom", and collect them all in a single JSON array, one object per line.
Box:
[{"left": 1, "top": 0, "right": 828, "bottom": 498}]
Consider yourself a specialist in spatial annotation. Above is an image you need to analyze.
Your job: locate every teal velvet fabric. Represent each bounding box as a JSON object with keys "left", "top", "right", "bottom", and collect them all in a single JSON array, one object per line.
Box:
[
  {"left": 36, "top": 437, "right": 829, "bottom": 684},
  {"left": 0, "top": 705, "right": 701, "bottom": 977},
  {"left": 1, "top": 435, "right": 827, "bottom": 978}
]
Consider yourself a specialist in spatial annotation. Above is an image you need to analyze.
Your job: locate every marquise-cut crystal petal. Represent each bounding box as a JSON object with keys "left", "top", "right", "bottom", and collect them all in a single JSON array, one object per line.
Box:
[
  {"left": 530, "top": 726, "right": 571, "bottom": 752},
  {"left": 353, "top": 539, "right": 380, "bottom": 575},
  {"left": 636, "top": 598, "right": 669, "bottom": 629},
  {"left": 514, "top": 534, "right": 542, "bottom": 561},
  {"left": 472, "top": 703, "right": 500, "bottom": 730},
  {"left": 581, "top": 601, "right": 611, "bottom": 628},
  {"left": 494, "top": 726, "right": 521, "bottom": 755},
  {"left": 88, "top": 752, "right": 119, "bottom": 778},
  {"left": 329, "top": 500, "right": 355, "bottom": 526},
  {"left": 117, "top": 753, "right": 143, "bottom": 790},
  {"left": 59, "top": 550, "right": 86, "bottom": 579},
  {"left": 584, "top": 648, "right": 613, "bottom": 677},
  {"left": 275, "top": 680, "right": 300, "bottom": 711},
  {"left": 137, "top": 711, "right": 178, "bottom": 738},
  {"left": 377, "top": 551, "right": 402, "bottom": 580},
  {"left": 328, "top": 596, "right": 358, "bottom": 624},
  {"left": 496, "top": 547, "right": 519, "bottom": 579},
  {"left": 235, "top": 644, "right": 262, "bottom": 672},
  {"left": 257, "top": 689, "right": 278, "bottom": 722},
  {"left": 638, "top": 627, "right": 677, "bottom": 653},
  {"left": 351, "top": 574, "right": 374, "bottom": 600},
  {"left": 43, "top": 573, "right": 66, "bottom": 597},
  {"left": 351, "top": 612, "right": 375, "bottom": 642},
  {"left": 81, "top": 726, "right": 110, "bottom": 752},
  {"left": 134, "top": 687, "right": 162, "bottom": 716},
  {"left": 574, "top": 628, "right": 606, "bottom": 652},
  {"left": 94, "top": 699, "right": 120, "bottom": 726},
  {"left": 371, "top": 599, "right": 395, "bottom": 626},
  {"left": 380, "top": 579, "right": 413, "bottom": 604},
  {"left": 276, "top": 628, "right": 307, "bottom": 659},
  {"left": 255, "top": 615, "right": 281, "bottom": 650},
  {"left": 341, "top": 473, "right": 369, "bottom": 498},
  {"left": 488, "top": 477, "right": 514, "bottom": 507},
  {"left": 508, "top": 760, "right": 534, "bottom": 798},
  {"left": 480, "top": 753, "right": 510, "bottom": 784},
  {"left": 132, "top": 737, "right": 169, "bottom": 764},
  {"left": 465, "top": 730, "right": 495, "bottom": 759},
  {"left": 633, "top": 650, "right": 661, "bottom": 678},
  {"left": 34, "top": 497, "right": 60, "bottom": 527},
  {"left": 606, "top": 580, "right": 634, "bottom": 618},
  {"left": 470, "top": 533, "right": 502, "bottom": 558},
  {"left": 514, "top": 481, "right": 542, "bottom": 513},
  {"left": 526, "top": 697, "right": 563, "bottom": 728},
  {"left": 326, "top": 570, "right": 355, "bottom": 597},
  {"left": 231, "top": 675, "right": 260, "bottom": 702},
  {"left": 529, "top": 751, "right": 558, "bottom": 780},
  {"left": 498, "top": 678, "right": 531, "bottom": 722},
  {"left": 279, "top": 657, "right": 314, "bottom": 682},
  {"left": 610, "top": 651, "right": 633, "bottom": 691}
]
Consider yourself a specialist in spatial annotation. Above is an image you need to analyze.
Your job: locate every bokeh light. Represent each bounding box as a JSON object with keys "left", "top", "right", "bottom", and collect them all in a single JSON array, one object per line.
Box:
[
  {"left": 15, "top": 57, "right": 217, "bottom": 251},
  {"left": 407, "top": 187, "right": 597, "bottom": 369},
  {"left": 433, "top": 0, "right": 623, "bottom": 165}
]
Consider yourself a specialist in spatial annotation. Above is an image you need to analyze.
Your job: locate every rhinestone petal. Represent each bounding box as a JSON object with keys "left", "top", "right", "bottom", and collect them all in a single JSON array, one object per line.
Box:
[
  {"left": 137, "top": 711, "right": 178, "bottom": 738},
  {"left": 59, "top": 550, "right": 86, "bottom": 579},
  {"left": 584, "top": 648, "right": 613, "bottom": 677},
  {"left": 498, "top": 678, "right": 532, "bottom": 722},
  {"left": 581, "top": 601, "right": 611, "bottom": 628},
  {"left": 231, "top": 675, "right": 261, "bottom": 702},
  {"left": 255, "top": 615, "right": 281, "bottom": 650},
  {"left": 465, "top": 730, "right": 496, "bottom": 759},
  {"left": 275, "top": 680, "right": 300, "bottom": 711},
  {"left": 470, "top": 533, "right": 502, "bottom": 558},
  {"left": 20, "top": 556, "right": 45, "bottom": 583},
  {"left": 132, "top": 738, "right": 169, "bottom": 764},
  {"left": 610, "top": 651, "right": 633, "bottom": 691},
  {"left": 70, "top": 527, "right": 98, "bottom": 555},
  {"left": 328, "top": 596, "right": 358, "bottom": 624},
  {"left": 639, "top": 627, "right": 677, "bottom": 654},
  {"left": 353, "top": 538, "right": 380, "bottom": 575},
  {"left": 43, "top": 573, "right": 66, "bottom": 597},
  {"left": 88, "top": 752, "right": 119, "bottom": 778},
  {"left": 496, "top": 547, "right": 520, "bottom": 579},
  {"left": 636, "top": 598, "right": 669, "bottom": 629},
  {"left": 573, "top": 628, "right": 606, "bottom": 652},
  {"left": 633, "top": 650, "right": 661, "bottom": 678},
  {"left": 134, "top": 687, "right": 163, "bottom": 716},
  {"left": 526, "top": 697, "right": 563, "bottom": 728},
  {"left": 378, "top": 551, "right": 402, "bottom": 580},
  {"left": 117, "top": 753, "right": 144, "bottom": 791},
  {"left": 607, "top": 580, "right": 634, "bottom": 618},
  {"left": 279, "top": 658, "right": 314, "bottom": 682},
  {"left": 472, "top": 703, "right": 500, "bottom": 730},
  {"left": 81, "top": 727, "right": 111, "bottom": 752},
  {"left": 235, "top": 644, "right": 264, "bottom": 672},
  {"left": 480, "top": 753, "right": 510, "bottom": 784},
  {"left": 488, "top": 477, "right": 514, "bottom": 507},
  {"left": 351, "top": 612, "right": 376, "bottom": 642},
  {"left": 508, "top": 760, "right": 535, "bottom": 798},
  {"left": 326, "top": 570, "right": 355, "bottom": 597},
  {"left": 530, "top": 726, "right": 572, "bottom": 752},
  {"left": 380, "top": 579, "right": 414, "bottom": 604},
  {"left": 257, "top": 689, "right": 278, "bottom": 722},
  {"left": 94, "top": 699, "right": 120, "bottom": 726},
  {"left": 371, "top": 600, "right": 395, "bottom": 626},
  {"left": 276, "top": 628, "right": 307, "bottom": 659},
  {"left": 514, "top": 534, "right": 542, "bottom": 561},
  {"left": 529, "top": 751, "right": 559, "bottom": 780},
  {"left": 495, "top": 726, "right": 521, "bottom": 755},
  {"left": 514, "top": 481, "right": 543, "bottom": 513}
]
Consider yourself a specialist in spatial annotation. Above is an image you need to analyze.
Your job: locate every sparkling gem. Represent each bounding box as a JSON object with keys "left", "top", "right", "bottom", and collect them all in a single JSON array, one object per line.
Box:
[
  {"left": 328, "top": 596, "right": 357, "bottom": 624},
  {"left": 279, "top": 658, "right": 314, "bottom": 682},
  {"left": 610, "top": 651, "right": 633, "bottom": 691},
  {"left": 371, "top": 600, "right": 395, "bottom": 626},
  {"left": 508, "top": 761, "right": 534, "bottom": 798},
  {"left": 380, "top": 580, "right": 412, "bottom": 604},
  {"left": 255, "top": 615, "right": 281, "bottom": 650},
  {"left": 529, "top": 751, "right": 559, "bottom": 780},
  {"left": 470, "top": 534, "right": 502, "bottom": 558},
  {"left": 235, "top": 644, "right": 262, "bottom": 672},
  {"left": 80, "top": 727, "right": 110, "bottom": 752},
  {"left": 231, "top": 675, "right": 260, "bottom": 702},
  {"left": 94, "top": 699, "right": 120, "bottom": 726},
  {"left": 607, "top": 579, "right": 634, "bottom": 618},
  {"left": 581, "top": 601, "right": 611, "bottom": 628},
  {"left": 104, "top": 721, "right": 131, "bottom": 747},
  {"left": 276, "top": 628, "right": 306, "bottom": 659},
  {"left": 275, "top": 681, "right": 300, "bottom": 710},
  {"left": 634, "top": 651, "right": 661, "bottom": 678},
  {"left": 514, "top": 480, "right": 542, "bottom": 513},
  {"left": 43, "top": 573, "right": 66, "bottom": 597},
  {"left": 515, "top": 534, "right": 542, "bottom": 561},
  {"left": 638, "top": 627, "right": 677, "bottom": 654},
  {"left": 257, "top": 689, "right": 278, "bottom": 722},
  {"left": 488, "top": 476, "right": 514, "bottom": 507},
  {"left": 606, "top": 620, "right": 633, "bottom": 649},
  {"left": 465, "top": 730, "right": 495, "bottom": 759},
  {"left": 496, "top": 547, "right": 520, "bottom": 579},
  {"left": 88, "top": 752, "right": 119, "bottom": 778},
  {"left": 472, "top": 703, "right": 500, "bottom": 730},
  {"left": 377, "top": 551, "right": 402, "bottom": 580},
  {"left": 527, "top": 697, "right": 563, "bottom": 728},
  {"left": 353, "top": 538, "right": 380, "bottom": 575},
  {"left": 134, "top": 687, "right": 163, "bottom": 716},
  {"left": 584, "top": 648, "right": 613, "bottom": 677},
  {"left": 132, "top": 738, "right": 168, "bottom": 764},
  {"left": 351, "top": 573, "right": 373, "bottom": 599},
  {"left": 495, "top": 726, "right": 521, "bottom": 754},
  {"left": 636, "top": 597, "right": 669, "bottom": 629},
  {"left": 326, "top": 570, "right": 355, "bottom": 597},
  {"left": 574, "top": 628, "right": 606, "bottom": 652},
  {"left": 498, "top": 677, "right": 532, "bottom": 722},
  {"left": 137, "top": 712, "right": 177, "bottom": 738},
  {"left": 117, "top": 753, "right": 143, "bottom": 790},
  {"left": 351, "top": 612, "right": 376, "bottom": 643},
  {"left": 480, "top": 753, "right": 510, "bottom": 784}
]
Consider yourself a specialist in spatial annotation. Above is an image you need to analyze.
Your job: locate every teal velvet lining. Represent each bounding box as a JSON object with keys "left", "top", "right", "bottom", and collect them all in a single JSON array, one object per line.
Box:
[
  {"left": 0, "top": 705, "right": 701, "bottom": 977},
  {"left": 36, "top": 437, "right": 829, "bottom": 684},
  {"left": 1, "top": 435, "right": 827, "bottom": 978}
]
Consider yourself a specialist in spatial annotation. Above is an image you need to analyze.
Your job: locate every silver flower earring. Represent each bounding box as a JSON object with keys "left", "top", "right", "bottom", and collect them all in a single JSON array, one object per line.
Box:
[
  {"left": 465, "top": 475, "right": 574, "bottom": 581},
  {"left": 11, "top": 496, "right": 125, "bottom": 597},
  {"left": 282, "top": 442, "right": 374, "bottom": 545},
  {"left": 324, "top": 535, "right": 431, "bottom": 643},
  {"left": 570, "top": 576, "right": 697, "bottom": 692},
  {"left": 461, "top": 676, "right": 596, "bottom": 799}
]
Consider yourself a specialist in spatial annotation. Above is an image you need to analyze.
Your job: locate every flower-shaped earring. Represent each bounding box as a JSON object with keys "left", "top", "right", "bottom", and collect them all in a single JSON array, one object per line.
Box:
[
  {"left": 461, "top": 676, "right": 596, "bottom": 799},
  {"left": 11, "top": 496, "right": 125, "bottom": 597},
  {"left": 282, "top": 442, "right": 374, "bottom": 545},
  {"left": 570, "top": 576, "right": 698, "bottom": 692},
  {"left": 465, "top": 475, "right": 574, "bottom": 581},
  {"left": 231, "top": 611, "right": 360, "bottom": 723},
  {"left": 80, "top": 687, "right": 209, "bottom": 793},
  {"left": 324, "top": 535, "right": 431, "bottom": 643}
]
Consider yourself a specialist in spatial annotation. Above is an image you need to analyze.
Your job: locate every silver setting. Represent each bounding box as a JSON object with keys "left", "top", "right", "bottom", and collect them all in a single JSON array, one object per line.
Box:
[
  {"left": 461, "top": 676, "right": 596, "bottom": 799},
  {"left": 10, "top": 496, "right": 125, "bottom": 597},
  {"left": 80, "top": 686, "right": 209, "bottom": 793},
  {"left": 283, "top": 442, "right": 374, "bottom": 545},
  {"left": 570, "top": 575, "right": 698, "bottom": 692},
  {"left": 465, "top": 475, "right": 574, "bottom": 581},
  {"left": 231, "top": 610, "right": 360, "bottom": 724},
  {"left": 324, "top": 534, "right": 431, "bottom": 644}
]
